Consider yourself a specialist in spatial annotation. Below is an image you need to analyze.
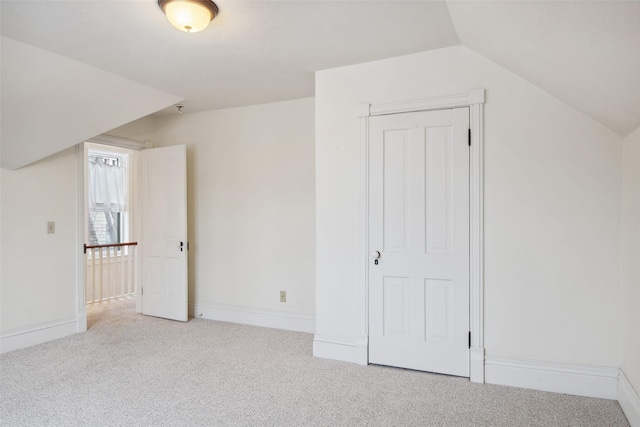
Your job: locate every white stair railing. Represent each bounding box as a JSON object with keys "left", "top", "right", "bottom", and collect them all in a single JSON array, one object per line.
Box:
[{"left": 84, "top": 242, "right": 138, "bottom": 304}]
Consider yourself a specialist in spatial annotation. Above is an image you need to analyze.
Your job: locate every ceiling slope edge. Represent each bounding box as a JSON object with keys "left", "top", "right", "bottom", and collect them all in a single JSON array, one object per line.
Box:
[
  {"left": 459, "top": 46, "right": 624, "bottom": 142},
  {"left": 1, "top": 37, "right": 183, "bottom": 170}
]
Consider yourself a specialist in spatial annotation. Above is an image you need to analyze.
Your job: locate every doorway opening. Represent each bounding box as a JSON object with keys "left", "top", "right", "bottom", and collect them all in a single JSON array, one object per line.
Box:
[{"left": 83, "top": 142, "right": 138, "bottom": 328}]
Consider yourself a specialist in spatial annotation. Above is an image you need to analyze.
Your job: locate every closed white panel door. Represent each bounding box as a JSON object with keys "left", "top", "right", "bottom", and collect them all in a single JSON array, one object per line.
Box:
[
  {"left": 140, "top": 145, "right": 188, "bottom": 322},
  {"left": 369, "top": 108, "right": 470, "bottom": 377}
]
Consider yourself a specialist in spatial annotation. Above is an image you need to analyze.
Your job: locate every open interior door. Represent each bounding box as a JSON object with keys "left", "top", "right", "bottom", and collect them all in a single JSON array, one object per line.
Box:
[{"left": 139, "top": 145, "right": 188, "bottom": 321}]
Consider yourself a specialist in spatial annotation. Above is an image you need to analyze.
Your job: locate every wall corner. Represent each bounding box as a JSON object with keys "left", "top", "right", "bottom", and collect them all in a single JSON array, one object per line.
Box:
[
  {"left": 619, "top": 369, "right": 640, "bottom": 427},
  {"left": 313, "top": 334, "right": 368, "bottom": 366}
]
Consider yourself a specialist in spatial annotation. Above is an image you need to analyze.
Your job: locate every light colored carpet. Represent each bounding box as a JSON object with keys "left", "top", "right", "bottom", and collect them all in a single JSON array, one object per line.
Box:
[{"left": 1, "top": 298, "right": 629, "bottom": 426}]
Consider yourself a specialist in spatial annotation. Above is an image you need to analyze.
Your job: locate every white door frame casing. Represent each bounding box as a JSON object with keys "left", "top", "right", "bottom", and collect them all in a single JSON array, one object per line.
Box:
[{"left": 358, "top": 89, "right": 485, "bottom": 383}]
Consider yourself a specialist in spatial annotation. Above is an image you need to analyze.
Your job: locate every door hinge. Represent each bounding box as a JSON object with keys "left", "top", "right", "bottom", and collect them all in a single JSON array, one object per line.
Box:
[
  {"left": 187, "top": 241, "right": 190, "bottom": 251},
  {"left": 468, "top": 331, "right": 471, "bottom": 348},
  {"left": 141, "top": 287, "right": 143, "bottom": 296},
  {"left": 468, "top": 129, "right": 471, "bottom": 146}
]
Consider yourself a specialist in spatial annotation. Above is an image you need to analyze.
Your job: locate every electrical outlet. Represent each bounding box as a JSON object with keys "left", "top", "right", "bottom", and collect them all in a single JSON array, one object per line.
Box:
[
  {"left": 47, "top": 221, "right": 55, "bottom": 234},
  {"left": 280, "top": 291, "right": 286, "bottom": 303}
]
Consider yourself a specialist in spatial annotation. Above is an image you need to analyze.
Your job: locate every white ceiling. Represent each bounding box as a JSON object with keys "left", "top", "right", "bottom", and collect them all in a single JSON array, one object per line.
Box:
[
  {"left": 1, "top": 1, "right": 459, "bottom": 113},
  {"left": 1, "top": 1, "right": 639, "bottom": 168}
]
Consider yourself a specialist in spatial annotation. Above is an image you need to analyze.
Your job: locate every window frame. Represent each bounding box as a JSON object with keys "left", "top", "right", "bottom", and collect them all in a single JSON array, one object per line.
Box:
[{"left": 84, "top": 143, "right": 135, "bottom": 257}]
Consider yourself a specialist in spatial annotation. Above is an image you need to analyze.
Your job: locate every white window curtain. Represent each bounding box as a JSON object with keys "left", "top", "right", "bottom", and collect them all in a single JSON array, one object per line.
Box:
[{"left": 88, "top": 158, "right": 126, "bottom": 212}]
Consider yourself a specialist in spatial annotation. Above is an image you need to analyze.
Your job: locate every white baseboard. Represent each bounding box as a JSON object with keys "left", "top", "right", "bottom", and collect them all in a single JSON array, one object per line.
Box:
[
  {"left": 0, "top": 317, "right": 78, "bottom": 354},
  {"left": 77, "top": 310, "right": 88, "bottom": 333},
  {"left": 313, "top": 334, "right": 368, "bottom": 365},
  {"left": 189, "top": 302, "right": 315, "bottom": 334},
  {"left": 485, "top": 355, "right": 618, "bottom": 399},
  {"left": 619, "top": 369, "right": 640, "bottom": 426},
  {"left": 470, "top": 346, "right": 485, "bottom": 383}
]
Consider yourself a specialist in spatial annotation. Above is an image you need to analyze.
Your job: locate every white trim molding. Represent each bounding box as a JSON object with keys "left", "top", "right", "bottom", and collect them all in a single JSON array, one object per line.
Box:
[
  {"left": 358, "top": 89, "right": 486, "bottom": 382},
  {"left": 76, "top": 310, "right": 88, "bottom": 334},
  {"left": 619, "top": 369, "right": 640, "bottom": 426},
  {"left": 470, "top": 347, "right": 485, "bottom": 383},
  {"left": 0, "top": 317, "right": 78, "bottom": 354},
  {"left": 468, "top": 96, "right": 485, "bottom": 383},
  {"left": 189, "top": 302, "right": 315, "bottom": 334},
  {"left": 76, "top": 144, "right": 88, "bottom": 333},
  {"left": 368, "top": 89, "right": 485, "bottom": 116},
  {"left": 87, "top": 134, "right": 152, "bottom": 151},
  {"left": 313, "top": 334, "right": 368, "bottom": 366},
  {"left": 485, "top": 355, "right": 619, "bottom": 400}
]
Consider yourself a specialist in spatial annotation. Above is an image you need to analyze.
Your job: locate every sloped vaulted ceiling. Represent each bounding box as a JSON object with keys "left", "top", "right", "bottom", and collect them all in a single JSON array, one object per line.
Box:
[
  {"left": 1, "top": 1, "right": 639, "bottom": 169},
  {"left": 448, "top": 1, "right": 640, "bottom": 137},
  {"left": 1, "top": 38, "right": 183, "bottom": 169}
]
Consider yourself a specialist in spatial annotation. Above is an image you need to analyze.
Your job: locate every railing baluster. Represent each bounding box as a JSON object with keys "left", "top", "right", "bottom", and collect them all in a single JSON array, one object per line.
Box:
[
  {"left": 129, "top": 246, "right": 134, "bottom": 295},
  {"left": 120, "top": 246, "right": 125, "bottom": 297},
  {"left": 90, "top": 248, "right": 96, "bottom": 303},
  {"left": 85, "top": 249, "right": 90, "bottom": 304},
  {"left": 128, "top": 247, "right": 132, "bottom": 295},
  {"left": 84, "top": 242, "right": 138, "bottom": 306},
  {"left": 123, "top": 248, "right": 128, "bottom": 296},
  {"left": 105, "top": 248, "right": 113, "bottom": 301},
  {"left": 98, "top": 248, "right": 104, "bottom": 302},
  {"left": 133, "top": 246, "right": 137, "bottom": 295}
]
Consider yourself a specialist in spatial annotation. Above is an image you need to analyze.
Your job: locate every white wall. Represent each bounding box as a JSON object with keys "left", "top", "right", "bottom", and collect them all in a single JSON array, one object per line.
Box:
[
  {"left": 1, "top": 147, "right": 79, "bottom": 350},
  {"left": 151, "top": 98, "right": 316, "bottom": 330},
  {"left": 315, "top": 46, "right": 622, "bottom": 368},
  {"left": 621, "top": 126, "right": 640, "bottom": 393},
  {"left": 107, "top": 114, "right": 157, "bottom": 144}
]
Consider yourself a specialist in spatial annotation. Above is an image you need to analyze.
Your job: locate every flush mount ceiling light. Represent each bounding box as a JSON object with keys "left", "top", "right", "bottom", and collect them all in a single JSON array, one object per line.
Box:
[{"left": 158, "top": 0, "right": 218, "bottom": 33}]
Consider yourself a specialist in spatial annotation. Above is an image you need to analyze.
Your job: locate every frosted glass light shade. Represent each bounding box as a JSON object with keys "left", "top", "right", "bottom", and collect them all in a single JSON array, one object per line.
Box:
[{"left": 159, "top": 0, "right": 218, "bottom": 33}]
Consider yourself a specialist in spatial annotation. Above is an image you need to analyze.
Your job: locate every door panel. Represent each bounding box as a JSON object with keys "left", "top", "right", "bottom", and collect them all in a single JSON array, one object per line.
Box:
[
  {"left": 425, "top": 278, "right": 452, "bottom": 343},
  {"left": 383, "top": 129, "right": 411, "bottom": 252},
  {"left": 426, "top": 127, "right": 453, "bottom": 254},
  {"left": 139, "top": 145, "right": 188, "bottom": 322},
  {"left": 369, "top": 108, "right": 469, "bottom": 377},
  {"left": 382, "top": 276, "right": 409, "bottom": 337}
]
